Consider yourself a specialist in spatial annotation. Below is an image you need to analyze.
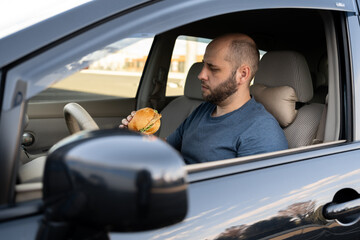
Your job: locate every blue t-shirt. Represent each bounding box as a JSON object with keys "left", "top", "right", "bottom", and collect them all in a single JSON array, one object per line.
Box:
[{"left": 166, "top": 98, "right": 288, "bottom": 164}]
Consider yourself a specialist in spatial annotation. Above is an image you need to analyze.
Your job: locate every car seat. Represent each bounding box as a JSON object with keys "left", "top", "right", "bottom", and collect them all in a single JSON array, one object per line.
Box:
[
  {"left": 251, "top": 51, "right": 324, "bottom": 148},
  {"left": 158, "top": 62, "right": 204, "bottom": 138}
]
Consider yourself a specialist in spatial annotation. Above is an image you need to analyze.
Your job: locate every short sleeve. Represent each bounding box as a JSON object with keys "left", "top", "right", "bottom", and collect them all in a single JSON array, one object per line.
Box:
[{"left": 236, "top": 117, "right": 288, "bottom": 157}]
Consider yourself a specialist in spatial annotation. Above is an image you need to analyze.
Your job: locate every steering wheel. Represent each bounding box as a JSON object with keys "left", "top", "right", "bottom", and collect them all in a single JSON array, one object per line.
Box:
[{"left": 64, "top": 102, "right": 99, "bottom": 134}]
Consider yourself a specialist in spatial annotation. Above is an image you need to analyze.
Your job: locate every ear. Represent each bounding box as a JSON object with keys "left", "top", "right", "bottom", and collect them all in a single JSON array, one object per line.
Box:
[{"left": 236, "top": 65, "right": 251, "bottom": 85}]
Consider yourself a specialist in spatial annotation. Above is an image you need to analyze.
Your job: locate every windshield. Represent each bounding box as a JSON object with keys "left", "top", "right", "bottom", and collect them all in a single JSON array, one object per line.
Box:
[{"left": 0, "top": 0, "right": 91, "bottom": 39}]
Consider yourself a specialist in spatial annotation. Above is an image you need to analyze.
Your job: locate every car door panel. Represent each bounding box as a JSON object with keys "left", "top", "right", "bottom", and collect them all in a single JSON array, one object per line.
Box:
[
  {"left": 109, "top": 146, "right": 360, "bottom": 239},
  {"left": 184, "top": 150, "right": 360, "bottom": 239}
]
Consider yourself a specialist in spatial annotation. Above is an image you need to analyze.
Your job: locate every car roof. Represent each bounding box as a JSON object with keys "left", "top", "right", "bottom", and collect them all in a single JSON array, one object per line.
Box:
[
  {"left": 0, "top": 0, "right": 91, "bottom": 40},
  {"left": 0, "top": 0, "right": 154, "bottom": 68}
]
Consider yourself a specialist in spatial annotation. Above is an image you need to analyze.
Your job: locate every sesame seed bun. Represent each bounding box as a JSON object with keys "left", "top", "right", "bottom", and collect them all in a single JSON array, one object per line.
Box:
[{"left": 128, "top": 108, "right": 161, "bottom": 135}]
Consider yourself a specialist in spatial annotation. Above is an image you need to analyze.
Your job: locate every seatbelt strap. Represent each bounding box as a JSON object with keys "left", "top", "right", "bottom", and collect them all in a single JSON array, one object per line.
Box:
[
  {"left": 295, "top": 102, "right": 307, "bottom": 110},
  {"left": 312, "top": 104, "right": 327, "bottom": 144},
  {"left": 149, "top": 67, "right": 167, "bottom": 110}
]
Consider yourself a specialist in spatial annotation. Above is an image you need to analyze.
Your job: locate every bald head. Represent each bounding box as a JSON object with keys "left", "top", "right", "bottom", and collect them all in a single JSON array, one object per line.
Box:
[{"left": 209, "top": 33, "right": 260, "bottom": 80}]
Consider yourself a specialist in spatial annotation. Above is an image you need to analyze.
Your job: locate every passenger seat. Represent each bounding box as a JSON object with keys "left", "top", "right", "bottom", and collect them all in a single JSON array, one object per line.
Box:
[
  {"left": 251, "top": 51, "right": 324, "bottom": 148},
  {"left": 158, "top": 62, "right": 204, "bottom": 138}
]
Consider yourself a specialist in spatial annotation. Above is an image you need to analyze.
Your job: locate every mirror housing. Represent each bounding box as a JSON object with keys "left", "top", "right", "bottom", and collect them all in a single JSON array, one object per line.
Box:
[{"left": 37, "top": 129, "right": 187, "bottom": 239}]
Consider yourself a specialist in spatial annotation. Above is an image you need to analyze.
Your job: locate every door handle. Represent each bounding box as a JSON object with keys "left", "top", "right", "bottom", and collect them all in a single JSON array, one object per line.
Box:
[{"left": 323, "top": 198, "right": 360, "bottom": 224}]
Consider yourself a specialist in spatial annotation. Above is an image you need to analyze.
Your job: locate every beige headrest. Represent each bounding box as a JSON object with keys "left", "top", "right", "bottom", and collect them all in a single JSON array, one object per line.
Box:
[
  {"left": 255, "top": 51, "right": 313, "bottom": 102},
  {"left": 184, "top": 62, "right": 203, "bottom": 100},
  {"left": 251, "top": 84, "right": 298, "bottom": 128}
]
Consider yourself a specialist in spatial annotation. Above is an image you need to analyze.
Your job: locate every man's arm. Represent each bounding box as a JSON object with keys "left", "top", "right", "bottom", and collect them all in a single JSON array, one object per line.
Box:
[{"left": 236, "top": 118, "right": 288, "bottom": 157}]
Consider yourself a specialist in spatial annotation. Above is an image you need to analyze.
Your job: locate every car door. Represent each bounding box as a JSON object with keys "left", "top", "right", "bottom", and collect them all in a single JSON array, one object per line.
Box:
[
  {"left": 111, "top": 144, "right": 360, "bottom": 239},
  {"left": 1, "top": 1, "right": 360, "bottom": 240}
]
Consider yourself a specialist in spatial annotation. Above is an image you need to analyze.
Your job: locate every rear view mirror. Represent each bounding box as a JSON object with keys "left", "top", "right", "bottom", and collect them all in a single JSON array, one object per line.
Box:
[{"left": 36, "top": 129, "right": 187, "bottom": 240}]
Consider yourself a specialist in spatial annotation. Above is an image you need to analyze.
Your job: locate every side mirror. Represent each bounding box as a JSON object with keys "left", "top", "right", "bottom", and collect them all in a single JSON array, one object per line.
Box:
[{"left": 37, "top": 129, "right": 187, "bottom": 239}]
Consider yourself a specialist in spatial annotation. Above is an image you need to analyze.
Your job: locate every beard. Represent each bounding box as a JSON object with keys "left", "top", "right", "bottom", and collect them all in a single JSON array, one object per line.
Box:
[{"left": 202, "top": 71, "right": 238, "bottom": 105}]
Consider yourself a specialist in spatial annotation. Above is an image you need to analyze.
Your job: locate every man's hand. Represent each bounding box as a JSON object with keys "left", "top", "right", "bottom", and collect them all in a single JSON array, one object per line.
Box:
[{"left": 119, "top": 111, "right": 136, "bottom": 128}]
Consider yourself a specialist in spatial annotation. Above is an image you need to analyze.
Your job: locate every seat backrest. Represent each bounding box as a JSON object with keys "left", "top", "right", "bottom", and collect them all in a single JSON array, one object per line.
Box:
[
  {"left": 251, "top": 51, "right": 324, "bottom": 148},
  {"left": 158, "top": 62, "right": 204, "bottom": 138}
]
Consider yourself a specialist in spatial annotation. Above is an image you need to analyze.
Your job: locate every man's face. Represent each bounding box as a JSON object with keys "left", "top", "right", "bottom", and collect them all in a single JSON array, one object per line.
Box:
[
  {"left": 202, "top": 70, "right": 237, "bottom": 105},
  {"left": 198, "top": 41, "right": 238, "bottom": 105}
]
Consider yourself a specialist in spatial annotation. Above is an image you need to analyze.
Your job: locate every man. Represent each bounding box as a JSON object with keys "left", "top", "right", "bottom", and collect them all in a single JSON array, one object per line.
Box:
[{"left": 121, "top": 33, "right": 288, "bottom": 164}]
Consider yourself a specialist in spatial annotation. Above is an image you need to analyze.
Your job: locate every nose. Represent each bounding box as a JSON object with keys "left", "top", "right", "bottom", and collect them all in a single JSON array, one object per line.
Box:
[{"left": 198, "top": 65, "right": 207, "bottom": 81}]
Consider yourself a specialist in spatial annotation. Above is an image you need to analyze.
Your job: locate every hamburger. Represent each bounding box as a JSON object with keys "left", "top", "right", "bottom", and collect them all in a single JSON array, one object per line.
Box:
[{"left": 128, "top": 108, "right": 162, "bottom": 135}]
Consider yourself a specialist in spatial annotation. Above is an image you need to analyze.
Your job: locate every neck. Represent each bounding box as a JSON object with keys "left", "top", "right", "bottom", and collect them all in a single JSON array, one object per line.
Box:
[{"left": 212, "top": 90, "right": 251, "bottom": 117}]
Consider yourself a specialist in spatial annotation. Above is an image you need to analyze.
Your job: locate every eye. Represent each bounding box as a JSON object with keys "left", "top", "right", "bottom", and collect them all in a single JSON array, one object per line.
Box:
[{"left": 210, "top": 67, "right": 219, "bottom": 72}]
